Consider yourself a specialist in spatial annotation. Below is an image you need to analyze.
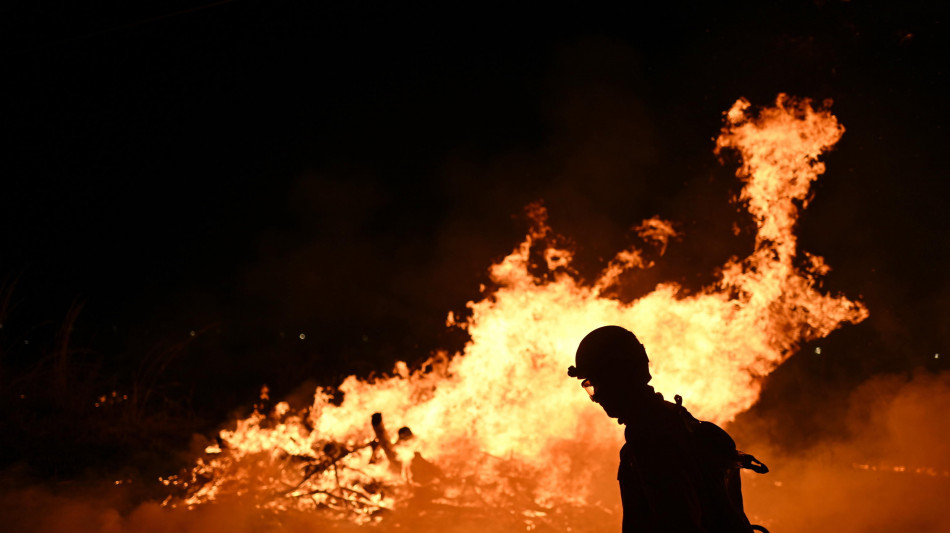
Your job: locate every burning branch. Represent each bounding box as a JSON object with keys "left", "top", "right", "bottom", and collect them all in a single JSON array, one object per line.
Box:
[{"left": 371, "top": 412, "right": 401, "bottom": 473}]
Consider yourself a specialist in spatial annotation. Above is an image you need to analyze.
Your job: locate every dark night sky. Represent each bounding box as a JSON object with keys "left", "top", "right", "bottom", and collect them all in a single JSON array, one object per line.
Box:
[{"left": 2, "top": 2, "right": 948, "bottom": 429}]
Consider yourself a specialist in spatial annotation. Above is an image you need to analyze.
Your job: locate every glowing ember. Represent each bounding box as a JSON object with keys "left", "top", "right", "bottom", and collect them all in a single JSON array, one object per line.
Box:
[{"left": 165, "top": 94, "right": 868, "bottom": 524}]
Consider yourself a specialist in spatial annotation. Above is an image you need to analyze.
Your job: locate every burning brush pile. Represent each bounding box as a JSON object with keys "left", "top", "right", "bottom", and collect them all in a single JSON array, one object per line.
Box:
[{"left": 161, "top": 95, "right": 868, "bottom": 529}]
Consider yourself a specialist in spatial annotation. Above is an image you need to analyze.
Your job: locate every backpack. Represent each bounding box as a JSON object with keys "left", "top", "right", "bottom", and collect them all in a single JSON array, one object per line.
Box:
[{"left": 671, "top": 394, "right": 770, "bottom": 533}]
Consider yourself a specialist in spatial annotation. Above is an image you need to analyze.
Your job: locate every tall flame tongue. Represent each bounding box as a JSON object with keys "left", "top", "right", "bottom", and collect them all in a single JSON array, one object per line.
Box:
[{"left": 166, "top": 95, "right": 868, "bottom": 524}]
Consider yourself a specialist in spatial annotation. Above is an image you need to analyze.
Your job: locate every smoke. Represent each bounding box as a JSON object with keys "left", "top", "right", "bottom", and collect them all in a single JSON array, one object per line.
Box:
[
  {"left": 189, "top": 37, "right": 667, "bottom": 394},
  {"left": 0, "top": 484, "right": 356, "bottom": 533},
  {"left": 735, "top": 369, "right": 950, "bottom": 532}
]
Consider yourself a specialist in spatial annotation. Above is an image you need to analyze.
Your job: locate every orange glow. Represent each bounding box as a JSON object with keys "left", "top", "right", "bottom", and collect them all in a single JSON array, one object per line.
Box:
[{"left": 165, "top": 94, "right": 867, "bottom": 524}]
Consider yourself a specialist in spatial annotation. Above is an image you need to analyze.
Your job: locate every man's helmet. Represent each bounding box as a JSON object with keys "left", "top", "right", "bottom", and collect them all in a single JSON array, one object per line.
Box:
[{"left": 568, "top": 325, "right": 650, "bottom": 384}]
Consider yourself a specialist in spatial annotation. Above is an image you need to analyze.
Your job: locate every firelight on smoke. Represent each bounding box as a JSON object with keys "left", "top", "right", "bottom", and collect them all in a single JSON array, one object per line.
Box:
[{"left": 163, "top": 94, "right": 868, "bottom": 526}]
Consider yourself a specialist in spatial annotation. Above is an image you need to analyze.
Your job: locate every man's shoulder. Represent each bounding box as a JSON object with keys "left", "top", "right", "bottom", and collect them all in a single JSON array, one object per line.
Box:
[
  {"left": 625, "top": 398, "right": 738, "bottom": 456},
  {"left": 623, "top": 396, "right": 694, "bottom": 444},
  {"left": 669, "top": 402, "right": 739, "bottom": 457}
]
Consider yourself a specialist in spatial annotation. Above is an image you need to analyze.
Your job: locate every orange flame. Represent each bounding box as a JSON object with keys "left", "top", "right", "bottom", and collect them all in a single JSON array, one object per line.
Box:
[{"left": 166, "top": 94, "right": 868, "bottom": 521}]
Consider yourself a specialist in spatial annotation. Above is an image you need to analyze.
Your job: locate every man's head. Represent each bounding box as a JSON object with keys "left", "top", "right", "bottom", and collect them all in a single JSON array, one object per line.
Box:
[{"left": 568, "top": 326, "right": 651, "bottom": 419}]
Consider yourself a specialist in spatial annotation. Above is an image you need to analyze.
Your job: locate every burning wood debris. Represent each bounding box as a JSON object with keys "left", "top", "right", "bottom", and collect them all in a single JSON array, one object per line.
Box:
[
  {"left": 161, "top": 95, "right": 868, "bottom": 528},
  {"left": 162, "top": 406, "right": 418, "bottom": 521},
  {"left": 161, "top": 396, "right": 594, "bottom": 528}
]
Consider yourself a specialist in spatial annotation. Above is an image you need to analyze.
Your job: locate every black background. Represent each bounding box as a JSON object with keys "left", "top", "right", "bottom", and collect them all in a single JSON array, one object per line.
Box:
[{"left": 2, "top": 1, "right": 947, "bottom": 477}]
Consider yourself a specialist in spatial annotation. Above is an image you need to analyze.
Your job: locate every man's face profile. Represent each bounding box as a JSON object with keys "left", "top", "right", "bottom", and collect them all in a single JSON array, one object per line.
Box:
[{"left": 582, "top": 373, "right": 631, "bottom": 420}]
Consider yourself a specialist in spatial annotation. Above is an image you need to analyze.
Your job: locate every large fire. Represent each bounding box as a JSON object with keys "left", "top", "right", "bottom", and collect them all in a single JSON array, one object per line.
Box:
[{"left": 163, "top": 94, "right": 868, "bottom": 527}]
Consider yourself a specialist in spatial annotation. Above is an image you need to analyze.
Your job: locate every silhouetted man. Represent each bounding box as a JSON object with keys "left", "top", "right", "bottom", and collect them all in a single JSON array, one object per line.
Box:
[{"left": 568, "top": 325, "right": 767, "bottom": 533}]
